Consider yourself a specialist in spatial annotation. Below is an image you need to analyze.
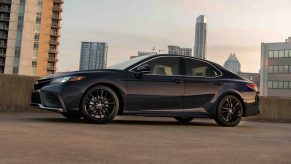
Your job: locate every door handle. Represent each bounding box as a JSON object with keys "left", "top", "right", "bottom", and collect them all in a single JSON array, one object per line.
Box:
[{"left": 174, "top": 79, "right": 184, "bottom": 83}]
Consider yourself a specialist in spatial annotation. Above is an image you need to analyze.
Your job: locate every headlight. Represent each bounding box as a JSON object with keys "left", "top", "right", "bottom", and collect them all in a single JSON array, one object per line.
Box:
[{"left": 51, "top": 76, "right": 84, "bottom": 83}]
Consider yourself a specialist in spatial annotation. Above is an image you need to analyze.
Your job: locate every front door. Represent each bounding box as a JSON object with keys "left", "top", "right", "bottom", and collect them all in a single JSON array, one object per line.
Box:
[{"left": 125, "top": 56, "right": 184, "bottom": 113}]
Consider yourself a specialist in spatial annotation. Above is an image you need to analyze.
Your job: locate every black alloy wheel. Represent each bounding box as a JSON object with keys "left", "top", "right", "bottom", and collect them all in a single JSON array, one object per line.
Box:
[
  {"left": 215, "top": 95, "right": 243, "bottom": 127},
  {"left": 174, "top": 117, "right": 194, "bottom": 123},
  {"left": 81, "top": 85, "right": 119, "bottom": 124}
]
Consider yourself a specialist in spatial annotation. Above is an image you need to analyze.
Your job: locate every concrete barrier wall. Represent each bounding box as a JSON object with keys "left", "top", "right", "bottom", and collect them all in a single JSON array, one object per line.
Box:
[
  {"left": 0, "top": 74, "right": 290, "bottom": 121},
  {"left": 0, "top": 74, "right": 38, "bottom": 111},
  {"left": 255, "top": 96, "right": 291, "bottom": 122}
]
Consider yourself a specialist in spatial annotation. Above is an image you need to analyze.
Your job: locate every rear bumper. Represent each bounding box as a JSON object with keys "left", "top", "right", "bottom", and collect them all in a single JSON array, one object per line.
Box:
[
  {"left": 244, "top": 95, "right": 260, "bottom": 117},
  {"left": 30, "top": 90, "right": 66, "bottom": 113}
]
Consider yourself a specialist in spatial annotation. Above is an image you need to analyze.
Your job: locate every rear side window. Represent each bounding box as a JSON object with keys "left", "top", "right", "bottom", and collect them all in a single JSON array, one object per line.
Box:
[{"left": 185, "top": 59, "right": 221, "bottom": 77}]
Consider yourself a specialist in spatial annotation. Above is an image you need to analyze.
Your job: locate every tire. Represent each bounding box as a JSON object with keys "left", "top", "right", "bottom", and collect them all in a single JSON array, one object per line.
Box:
[
  {"left": 80, "top": 85, "right": 119, "bottom": 124},
  {"left": 215, "top": 95, "right": 243, "bottom": 127},
  {"left": 62, "top": 112, "right": 82, "bottom": 120},
  {"left": 174, "top": 117, "right": 194, "bottom": 123}
]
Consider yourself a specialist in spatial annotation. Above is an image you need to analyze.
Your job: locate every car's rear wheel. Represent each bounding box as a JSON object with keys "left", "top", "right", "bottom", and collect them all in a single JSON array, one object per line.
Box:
[
  {"left": 62, "top": 112, "right": 82, "bottom": 120},
  {"left": 80, "top": 85, "right": 119, "bottom": 124},
  {"left": 215, "top": 95, "right": 243, "bottom": 127},
  {"left": 174, "top": 117, "right": 194, "bottom": 123}
]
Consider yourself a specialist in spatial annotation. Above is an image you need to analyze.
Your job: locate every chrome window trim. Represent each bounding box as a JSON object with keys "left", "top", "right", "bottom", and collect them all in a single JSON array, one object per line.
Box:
[{"left": 128, "top": 55, "right": 223, "bottom": 78}]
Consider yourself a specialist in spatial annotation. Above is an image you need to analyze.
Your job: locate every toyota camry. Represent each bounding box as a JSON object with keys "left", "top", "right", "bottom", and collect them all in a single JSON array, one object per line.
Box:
[{"left": 31, "top": 54, "right": 260, "bottom": 127}]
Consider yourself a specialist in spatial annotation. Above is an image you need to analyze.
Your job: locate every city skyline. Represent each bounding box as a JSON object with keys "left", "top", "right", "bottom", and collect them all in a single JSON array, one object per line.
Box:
[{"left": 58, "top": 0, "right": 291, "bottom": 73}]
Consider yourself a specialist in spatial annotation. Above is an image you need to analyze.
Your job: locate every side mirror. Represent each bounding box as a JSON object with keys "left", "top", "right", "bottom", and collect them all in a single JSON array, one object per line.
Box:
[{"left": 136, "top": 64, "right": 151, "bottom": 74}]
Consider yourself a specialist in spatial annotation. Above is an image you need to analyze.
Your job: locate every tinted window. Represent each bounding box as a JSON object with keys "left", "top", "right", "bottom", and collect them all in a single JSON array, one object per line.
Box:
[
  {"left": 185, "top": 59, "right": 220, "bottom": 77},
  {"left": 136, "top": 57, "right": 181, "bottom": 76}
]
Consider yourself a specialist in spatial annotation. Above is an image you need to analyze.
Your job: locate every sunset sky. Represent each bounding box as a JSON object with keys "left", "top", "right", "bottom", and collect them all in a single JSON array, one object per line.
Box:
[{"left": 58, "top": 0, "right": 291, "bottom": 73}]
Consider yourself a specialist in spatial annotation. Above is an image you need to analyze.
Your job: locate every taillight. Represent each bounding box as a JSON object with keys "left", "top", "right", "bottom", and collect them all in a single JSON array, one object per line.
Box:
[{"left": 246, "top": 83, "right": 257, "bottom": 92}]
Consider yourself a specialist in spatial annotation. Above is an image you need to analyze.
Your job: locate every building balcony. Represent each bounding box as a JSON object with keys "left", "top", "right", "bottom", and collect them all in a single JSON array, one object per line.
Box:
[
  {"left": 53, "top": 6, "right": 63, "bottom": 12},
  {"left": 0, "top": 34, "right": 8, "bottom": 39},
  {"left": 0, "top": 0, "right": 11, "bottom": 4},
  {"left": 0, "top": 61, "right": 4, "bottom": 66},
  {"left": 0, "top": 43, "right": 6, "bottom": 48},
  {"left": 0, "top": 7, "right": 11, "bottom": 13},
  {"left": 47, "top": 66, "right": 55, "bottom": 71},
  {"left": 49, "top": 49, "right": 58, "bottom": 54},
  {"left": 51, "top": 24, "right": 61, "bottom": 29},
  {"left": 50, "top": 31, "right": 60, "bottom": 37},
  {"left": 54, "top": 0, "right": 63, "bottom": 4},
  {"left": 49, "top": 40, "right": 59, "bottom": 45},
  {"left": 0, "top": 53, "right": 5, "bottom": 57},
  {"left": 0, "top": 16, "right": 9, "bottom": 22},
  {"left": 0, "top": 26, "right": 8, "bottom": 30},
  {"left": 48, "top": 57, "right": 56, "bottom": 62},
  {"left": 52, "top": 15, "right": 62, "bottom": 20}
]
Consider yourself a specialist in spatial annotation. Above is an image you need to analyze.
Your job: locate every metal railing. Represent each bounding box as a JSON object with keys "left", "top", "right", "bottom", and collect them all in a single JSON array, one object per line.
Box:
[
  {"left": 54, "top": 0, "right": 63, "bottom": 4},
  {"left": 0, "top": 0, "right": 12, "bottom": 4},
  {"left": 0, "top": 53, "right": 5, "bottom": 57},
  {"left": 0, "top": 16, "right": 10, "bottom": 21},
  {"left": 0, "top": 7, "right": 10, "bottom": 12}
]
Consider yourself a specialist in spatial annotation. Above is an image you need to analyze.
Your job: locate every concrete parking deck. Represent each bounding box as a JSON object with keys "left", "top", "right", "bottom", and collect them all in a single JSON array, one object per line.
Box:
[{"left": 0, "top": 112, "right": 291, "bottom": 164}]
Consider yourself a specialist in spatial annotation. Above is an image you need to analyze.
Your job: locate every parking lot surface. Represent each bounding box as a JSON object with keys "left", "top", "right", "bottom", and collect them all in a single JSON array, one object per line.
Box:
[{"left": 0, "top": 112, "right": 291, "bottom": 164}]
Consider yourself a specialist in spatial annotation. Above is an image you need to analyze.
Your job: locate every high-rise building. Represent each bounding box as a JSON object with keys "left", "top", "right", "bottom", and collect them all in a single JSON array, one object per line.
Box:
[
  {"left": 168, "top": 45, "right": 192, "bottom": 56},
  {"left": 224, "top": 53, "right": 241, "bottom": 73},
  {"left": 194, "top": 15, "right": 207, "bottom": 59},
  {"left": 260, "top": 37, "right": 291, "bottom": 97},
  {"left": 79, "top": 42, "right": 108, "bottom": 70},
  {"left": 130, "top": 51, "right": 157, "bottom": 59},
  {"left": 0, "top": 0, "right": 63, "bottom": 76},
  {"left": 138, "top": 51, "right": 157, "bottom": 56}
]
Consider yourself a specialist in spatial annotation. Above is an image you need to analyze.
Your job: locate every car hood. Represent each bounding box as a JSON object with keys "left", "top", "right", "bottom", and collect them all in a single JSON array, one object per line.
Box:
[{"left": 38, "top": 69, "right": 124, "bottom": 81}]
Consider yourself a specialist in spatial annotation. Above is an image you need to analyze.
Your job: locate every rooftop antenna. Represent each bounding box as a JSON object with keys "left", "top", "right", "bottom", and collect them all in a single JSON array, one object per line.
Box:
[
  {"left": 158, "top": 49, "right": 164, "bottom": 54},
  {"left": 151, "top": 47, "right": 156, "bottom": 52}
]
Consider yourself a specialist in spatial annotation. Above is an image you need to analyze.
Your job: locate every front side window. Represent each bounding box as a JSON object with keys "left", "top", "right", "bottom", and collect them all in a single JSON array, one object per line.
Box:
[
  {"left": 185, "top": 59, "right": 220, "bottom": 77},
  {"left": 147, "top": 57, "right": 180, "bottom": 76},
  {"left": 135, "top": 57, "right": 181, "bottom": 76}
]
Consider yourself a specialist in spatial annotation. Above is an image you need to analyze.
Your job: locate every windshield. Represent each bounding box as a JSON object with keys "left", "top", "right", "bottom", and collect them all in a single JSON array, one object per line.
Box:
[{"left": 109, "top": 55, "right": 151, "bottom": 70}]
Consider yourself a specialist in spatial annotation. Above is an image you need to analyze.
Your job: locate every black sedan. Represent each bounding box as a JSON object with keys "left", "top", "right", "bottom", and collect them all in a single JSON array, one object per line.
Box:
[{"left": 31, "top": 54, "right": 260, "bottom": 127}]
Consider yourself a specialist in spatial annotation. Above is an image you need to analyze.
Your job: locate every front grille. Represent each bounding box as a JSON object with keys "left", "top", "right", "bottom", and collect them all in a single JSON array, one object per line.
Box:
[
  {"left": 31, "top": 91, "right": 42, "bottom": 104},
  {"left": 41, "top": 91, "right": 62, "bottom": 108}
]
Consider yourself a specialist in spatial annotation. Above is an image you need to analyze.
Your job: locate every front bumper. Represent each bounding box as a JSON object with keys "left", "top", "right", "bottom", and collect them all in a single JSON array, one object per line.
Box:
[{"left": 30, "top": 90, "right": 66, "bottom": 113}]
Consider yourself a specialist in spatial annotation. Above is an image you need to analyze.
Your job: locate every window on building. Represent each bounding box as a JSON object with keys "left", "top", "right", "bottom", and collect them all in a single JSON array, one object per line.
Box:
[
  {"left": 268, "top": 50, "right": 274, "bottom": 58},
  {"left": 34, "top": 33, "right": 39, "bottom": 41},
  {"left": 33, "top": 42, "right": 38, "bottom": 49},
  {"left": 279, "top": 66, "right": 284, "bottom": 73},
  {"left": 284, "top": 81, "right": 288, "bottom": 89},
  {"left": 273, "top": 81, "right": 278, "bottom": 89},
  {"left": 285, "top": 50, "right": 289, "bottom": 57},
  {"left": 279, "top": 81, "right": 284, "bottom": 89},
  {"left": 279, "top": 50, "right": 284, "bottom": 58},
  {"left": 32, "top": 61, "right": 37, "bottom": 67},
  {"left": 273, "top": 66, "right": 278, "bottom": 73},
  {"left": 268, "top": 66, "right": 273, "bottom": 73},
  {"left": 14, "top": 48, "right": 20, "bottom": 57},
  {"left": 289, "top": 82, "right": 291, "bottom": 89},
  {"left": 289, "top": 66, "right": 291, "bottom": 73},
  {"left": 284, "top": 66, "right": 289, "bottom": 73},
  {"left": 268, "top": 81, "right": 273, "bottom": 89},
  {"left": 289, "top": 50, "right": 291, "bottom": 58},
  {"left": 273, "top": 50, "right": 279, "bottom": 58}
]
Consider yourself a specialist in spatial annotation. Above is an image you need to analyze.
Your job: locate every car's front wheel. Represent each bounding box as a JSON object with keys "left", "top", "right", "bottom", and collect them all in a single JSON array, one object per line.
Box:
[
  {"left": 80, "top": 85, "right": 119, "bottom": 124},
  {"left": 215, "top": 95, "right": 243, "bottom": 127},
  {"left": 174, "top": 117, "right": 194, "bottom": 123}
]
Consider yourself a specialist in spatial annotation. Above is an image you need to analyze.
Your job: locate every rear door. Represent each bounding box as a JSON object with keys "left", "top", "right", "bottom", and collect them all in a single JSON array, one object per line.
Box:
[{"left": 182, "top": 57, "right": 222, "bottom": 111}]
